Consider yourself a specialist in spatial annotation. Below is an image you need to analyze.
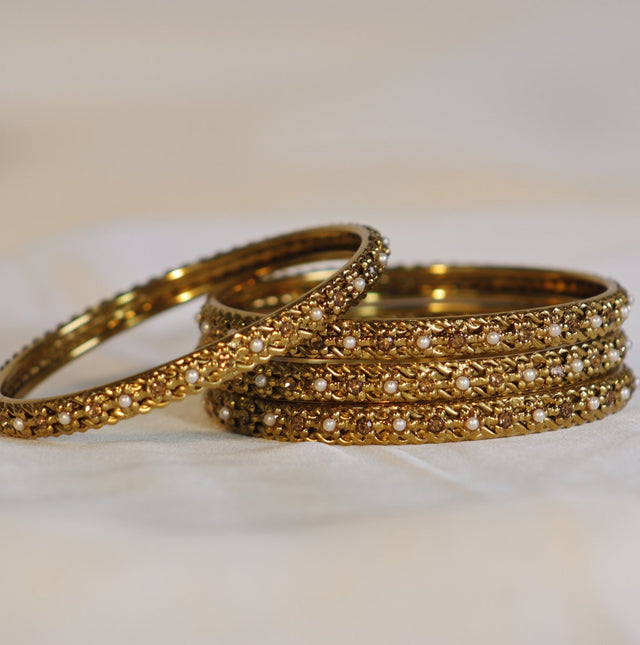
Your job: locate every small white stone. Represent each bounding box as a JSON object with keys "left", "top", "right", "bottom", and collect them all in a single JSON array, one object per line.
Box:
[
  {"left": 12, "top": 418, "right": 25, "bottom": 432},
  {"left": 383, "top": 379, "right": 398, "bottom": 395},
  {"left": 455, "top": 376, "right": 471, "bottom": 391},
  {"left": 342, "top": 335, "right": 357, "bottom": 350},
  {"left": 322, "top": 418, "right": 337, "bottom": 432},
  {"left": 263, "top": 413, "right": 277, "bottom": 427},
  {"left": 621, "top": 304, "right": 631, "bottom": 319},
  {"left": 532, "top": 408, "right": 546, "bottom": 423},
  {"left": 185, "top": 368, "right": 200, "bottom": 384},
  {"left": 550, "top": 365, "right": 564, "bottom": 378},
  {"left": 486, "top": 331, "right": 501, "bottom": 346},
  {"left": 254, "top": 374, "right": 268, "bottom": 388},
  {"left": 309, "top": 307, "right": 324, "bottom": 322},
  {"left": 249, "top": 338, "right": 264, "bottom": 353},
  {"left": 200, "top": 320, "right": 212, "bottom": 335},
  {"left": 382, "top": 236, "right": 390, "bottom": 247},
  {"left": 378, "top": 252, "right": 389, "bottom": 266},
  {"left": 607, "top": 349, "right": 620, "bottom": 363},
  {"left": 118, "top": 394, "right": 133, "bottom": 408},
  {"left": 314, "top": 377, "right": 328, "bottom": 393},
  {"left": 621, "top": 387, "right": 631, "bottom": 401},
  {"left": 587, "top": 396, "right": 600, "bottom": 411},
  {"left": 547, "top": 323, "right": 562, "bottom": 338},
  {"left": 416, "top": 335, "right": 431, "bottom": 350},
  {"left": 352, "top": 277, "right": 367, "bottom": 292},
  {"left": 522, "top": 368, "right": 537, "bottom": 383},
  {"left": 58, "top": 411, "right": 72, "bottom": 426},
  {"left": 589, "top": 315, "right": 603, "bottom": 329},
  {"left": 570, "top": 359, "right": 584, "bottom": 374},
  {"left": 219, "top": 406, "right": 231, "bottom": 421},
  {"left": 465, "top": 416, "right": 480, "bottom": 431},
  {"left": 392, "top": 418, "right": 407, "bottom": 432}
]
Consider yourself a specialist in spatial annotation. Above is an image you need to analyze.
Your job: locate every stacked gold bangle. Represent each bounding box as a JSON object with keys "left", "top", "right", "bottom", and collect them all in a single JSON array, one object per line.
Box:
[{"left": 200, "top": 265, "right": 636, "bottom": 444}]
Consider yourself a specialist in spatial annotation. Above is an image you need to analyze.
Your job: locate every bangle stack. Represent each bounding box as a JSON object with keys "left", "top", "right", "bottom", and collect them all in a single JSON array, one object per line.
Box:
[
  {"left": 200, "top": 265, "right": 636, "bottom": 444},
  {"left": 0, "top": 222, "right": 634, "bottom": 444}
]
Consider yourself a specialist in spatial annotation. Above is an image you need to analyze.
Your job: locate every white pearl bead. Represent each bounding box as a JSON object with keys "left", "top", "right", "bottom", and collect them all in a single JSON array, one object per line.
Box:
[
  {"left": 621, "top": 387, "right": 631, "bottom": 401},
  {"left": 219, "top": 406, "right": 231, "bottom": 421},
  {"left": 314, "top": 378, "right": 328, "bottom": 392},
  {"left": 58, "top": 411, "right": 72, "bottom": 426},
  {"left": 185, "top": 368, "right": 200, "bottom": 384},
  {"left": 309, "top": 307, "right": 323, "bottom": 322},
  {"left": 12, "top": 418, "right": 25, "bottom": 432},
  {"left": 378, "top": 253, "right": 389, "bottom": 266},
  {"left": 382, "top": 237, "right": 390, "bottom": 247},
  {"left": 342, "top": 335, "right": 357, "bottom": 350},
  {"left": 570, "top": 359, "right": 584, "bottom": 374},
  {"left": 522, "top": 368, "right": 537, "bottom": 382},
  {"left": 383, "top": 379, "right": 398, "bottom": 395},
  {"left": 249, "top": 338, "right": 265, "bottom": 353},
  {"left": 607, "top": 349, "right": 620, "bottom": 363},
  {"left": 547, "top": 323, "right": 562, "bottom": 338},
  {"left": 322, "top": 418, "right": 337, "bottom": 432},
  {"left": 416, "top": 335, "right": 431, "bottom": 350},
  {"left": 486, "top": 331, "right": 501, "bottom": 346},
  {"left": 392, "top": 418, "right": 407, "bottom": 432},
  {"left": 254, "top": 374, "right": 268, "bottom": 388},
  {"left": 589, "top": 315, "right": 603, "bottom": 329},
  {"left": 587, "top": 396, "right": 600, "bottom": 411},
  {"left": 455, "top": 376, "right": 471, "bottom": 391},
  {"left": 200, "top": 320, "right": 212, "bottom": 335},
  {"left": 465, "top": 416, "right": 480, "bottom": 431},
  {"left": 263, "top": 413, "right": 277, "bottom": 427},
  {"left": 620, "top": 304, "right": 631, "bottom": 319},
  {"left": 532, "top": 408, "right": 546, "bottom": 423},
  {"left": 118, "top": 394, "right": 133, "bottom": 408},
  {"left": 352, "top": 277, "right": 367, "bottom": 292}
]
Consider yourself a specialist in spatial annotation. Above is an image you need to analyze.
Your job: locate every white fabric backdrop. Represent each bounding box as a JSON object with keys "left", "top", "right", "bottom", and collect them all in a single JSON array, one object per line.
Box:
[
  {"left": 0, "top": 213, "right": 638, "bottom": 645},
  {"left": 2, "top": 0, "right": 640, "bottom": 642}
]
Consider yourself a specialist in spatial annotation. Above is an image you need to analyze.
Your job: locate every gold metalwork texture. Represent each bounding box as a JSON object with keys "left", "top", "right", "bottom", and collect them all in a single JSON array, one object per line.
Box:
[
  {"left": 218, "top": 332, "right": 627, "bottom": 403},
  {"left": 0, "top": 225, "right": 386, "bottom": 438},
  {"left": 200, "top": 266, "right": 630, "bottom": 360},
  {"left": 205, "top": 366, "right": 636, "bottom": 444},
  {"left": 200, "top": 264, "right": 634, "bottom": 443}
]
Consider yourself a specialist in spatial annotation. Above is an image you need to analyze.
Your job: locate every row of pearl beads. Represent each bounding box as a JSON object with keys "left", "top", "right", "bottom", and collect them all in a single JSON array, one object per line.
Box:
[
  {"left": 253, "top": 385, "right": 632, "bottom": 435},
  {"left": 318, "top": 309, "right": 631, "bottom": 355},
  {"left": 251, "top": 346, "right": 623, "bottom": 396}
]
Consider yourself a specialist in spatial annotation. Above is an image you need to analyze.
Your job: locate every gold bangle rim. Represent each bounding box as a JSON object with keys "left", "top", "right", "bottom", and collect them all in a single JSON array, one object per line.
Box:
[{"left": 0, "top": 224, "right": 386, "bottom": 438}]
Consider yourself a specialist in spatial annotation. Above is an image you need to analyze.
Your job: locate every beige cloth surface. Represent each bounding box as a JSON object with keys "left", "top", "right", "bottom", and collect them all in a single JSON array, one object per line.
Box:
[
  {"left": 0, "top": 214, "right": 638, "bottom": 645},
  {"left": 2, "top": 1, "right": 640, "bottom": 643}
]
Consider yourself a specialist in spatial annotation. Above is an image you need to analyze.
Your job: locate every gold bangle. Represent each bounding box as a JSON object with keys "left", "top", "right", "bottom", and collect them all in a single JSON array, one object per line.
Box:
[
  {"left": 204, "top": 366, "right": 636, "bottom": 444},
  {"left": 215, "top": 331, "right": 627, "bottom": 403},
  {"left": 200, "top": 266, "right": 631, "bottom": 359},
  {"left": 200, "top": 264, "right": 634, "bottom": 443},
  {"left": 0, "top": 225, "right": 386, "bottom": 438}
]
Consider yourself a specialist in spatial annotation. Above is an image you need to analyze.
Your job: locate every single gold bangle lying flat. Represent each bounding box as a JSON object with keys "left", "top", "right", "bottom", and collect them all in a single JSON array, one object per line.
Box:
[
  {"left": 205, "top": 366, "right": 636, "bottom": 444},
  {"left": 200, "top": 266, "right": 631, "bottom": 359},
  {"left": 214, "top": 332, "right": 627, "bottom": 403},
  {"left": 0, "top": 225, "right": 386, "bottom": 438}
]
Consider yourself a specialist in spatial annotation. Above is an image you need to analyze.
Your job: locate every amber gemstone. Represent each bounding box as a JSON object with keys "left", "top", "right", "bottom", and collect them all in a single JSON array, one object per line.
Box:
[
  {"left": 489, "top": 373, "right": 504, "bottom": 388},
  {"left": 497, "top": 412, "right": 514, "bottom": 428},
  {"left": 377, "top": 336, "right": 394, "bottom": 352},
  {"left": 558, "top": 402, "right": 574, "bottom": 419},
  {"left": 449, "top": 333, "right": 466, "bottom": 349},
  {"left": 427, "top": 417, "right": 446, "bottom": 433}
]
